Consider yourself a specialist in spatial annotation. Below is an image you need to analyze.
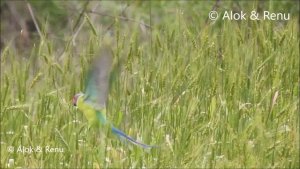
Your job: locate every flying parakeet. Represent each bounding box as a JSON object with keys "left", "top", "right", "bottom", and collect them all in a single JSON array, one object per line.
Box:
[{"left": 72, "top": 47, "right": 155, "bottom": 149}]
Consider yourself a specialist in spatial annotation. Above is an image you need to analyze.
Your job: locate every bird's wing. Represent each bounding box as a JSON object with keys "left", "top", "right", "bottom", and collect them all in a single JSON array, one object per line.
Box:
[{"left": 84, "top": 47, "right": 113, "bottom": 108}]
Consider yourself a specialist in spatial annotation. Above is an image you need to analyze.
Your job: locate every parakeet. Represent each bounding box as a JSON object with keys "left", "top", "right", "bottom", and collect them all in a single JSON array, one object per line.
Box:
[{"left": 72, "top": 47, "right": 155, "bottom": 149}]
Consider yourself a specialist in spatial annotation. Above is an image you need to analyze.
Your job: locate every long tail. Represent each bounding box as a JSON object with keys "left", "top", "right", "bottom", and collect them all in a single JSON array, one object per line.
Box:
[{"left": 111, "top": 127, "right": 157, "bottom": 149}]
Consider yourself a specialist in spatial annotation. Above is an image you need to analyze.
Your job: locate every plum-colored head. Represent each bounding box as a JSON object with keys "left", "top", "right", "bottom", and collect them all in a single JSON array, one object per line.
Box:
[{"left": 72, "top": 93, "right": 83, "bottom": 106}]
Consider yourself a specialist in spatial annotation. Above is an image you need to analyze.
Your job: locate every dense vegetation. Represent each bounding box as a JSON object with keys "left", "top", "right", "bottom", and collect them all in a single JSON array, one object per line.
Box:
[{"left": 1, "top": 1, "right": 299, "bottom": 168}]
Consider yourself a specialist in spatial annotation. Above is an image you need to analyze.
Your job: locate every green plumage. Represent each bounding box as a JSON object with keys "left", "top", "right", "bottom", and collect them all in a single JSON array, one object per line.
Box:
[
  {"left": 73, "top": 45, "right": 156, "bottom": 149},
  {"left": 76, "top": 94, "right": 107, "bottom": 127}
]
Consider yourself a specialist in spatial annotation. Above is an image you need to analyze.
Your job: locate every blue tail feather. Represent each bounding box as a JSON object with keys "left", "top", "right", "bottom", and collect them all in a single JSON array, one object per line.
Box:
[{"left": 111, "top": 127, "right": 157, "bottom": 149}]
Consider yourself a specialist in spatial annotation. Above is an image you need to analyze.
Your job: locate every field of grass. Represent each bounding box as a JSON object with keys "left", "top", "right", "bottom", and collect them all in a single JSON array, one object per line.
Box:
[{"left": 1, "top": 1, "right": 299, "bottom": 168}]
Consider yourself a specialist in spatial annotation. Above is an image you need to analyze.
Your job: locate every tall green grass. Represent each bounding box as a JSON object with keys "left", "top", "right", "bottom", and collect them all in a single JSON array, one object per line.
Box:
[{"left": 1, "top": 2, "right": 299, "bottom": 168}]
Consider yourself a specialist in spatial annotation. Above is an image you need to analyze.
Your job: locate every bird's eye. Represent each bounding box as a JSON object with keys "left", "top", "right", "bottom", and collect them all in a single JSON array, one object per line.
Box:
[
  {"left": 72, "top": 93, "right": 83, "bottom": 107},
  {"left": 72, "top": 96, "right": 77, "bottom": 106}
]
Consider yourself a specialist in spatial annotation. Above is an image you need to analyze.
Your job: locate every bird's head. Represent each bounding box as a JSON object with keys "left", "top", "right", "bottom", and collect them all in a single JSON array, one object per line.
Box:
[{"left": 72, "top": 93, "right": 84, "bottom": 107}]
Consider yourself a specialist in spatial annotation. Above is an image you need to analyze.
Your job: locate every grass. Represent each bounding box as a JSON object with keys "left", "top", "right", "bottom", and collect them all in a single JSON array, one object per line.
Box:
[{"left": 1, "top": 1, "right": 299, "bottom": 168}]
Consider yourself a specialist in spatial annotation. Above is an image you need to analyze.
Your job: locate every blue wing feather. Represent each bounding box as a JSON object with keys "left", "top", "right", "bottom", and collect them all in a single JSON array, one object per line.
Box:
[
  {"left": 95, "top": 110, "right": 156, "bottom": 149},
  {"left": 111, "top": 127, "right": 157, "bottom": 149},
  {"left": 84, "top": 49, "right": 112, "bottom": 108}
]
